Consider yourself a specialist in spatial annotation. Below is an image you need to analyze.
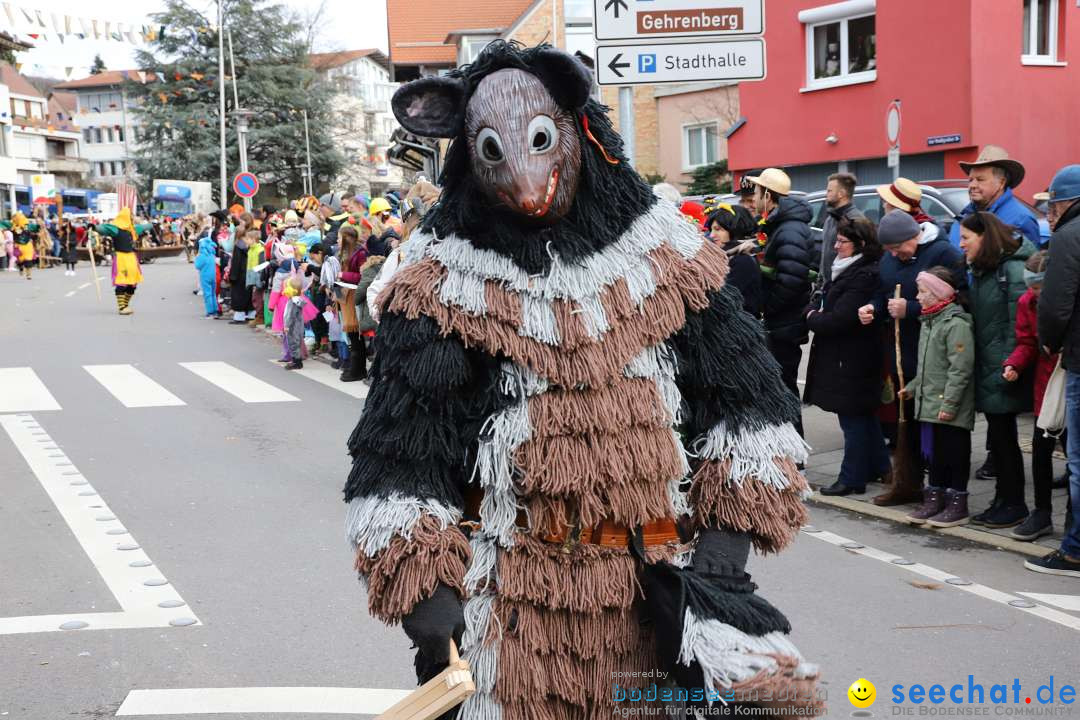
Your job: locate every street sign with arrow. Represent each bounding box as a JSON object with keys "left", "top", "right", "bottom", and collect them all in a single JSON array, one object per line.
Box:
[
  {"left": 593, "top": 0, "right": 763, "bottom": 42},
  {"left": 595, "top": 38, "right": 766, "bottom": 86}
]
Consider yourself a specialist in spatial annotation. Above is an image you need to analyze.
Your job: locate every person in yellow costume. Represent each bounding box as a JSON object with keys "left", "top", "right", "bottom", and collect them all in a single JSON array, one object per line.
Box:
[
  {"left": 96, "top": 208, "right": 151, "bottom": 315},
  {"left": 0, "top": 212, "right": 38, "bottom": 279}
]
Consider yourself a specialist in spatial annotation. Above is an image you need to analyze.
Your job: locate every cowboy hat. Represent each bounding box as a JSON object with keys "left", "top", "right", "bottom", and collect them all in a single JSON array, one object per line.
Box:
[
  {"left": 876, "top": 177, "right": 924, "bottom": 213},
  {"left": 746, "top": 167, "right": 791, "bottom": 196},
  {"left": 958, "top": 145, "right": 1026, "bottom": 188}
]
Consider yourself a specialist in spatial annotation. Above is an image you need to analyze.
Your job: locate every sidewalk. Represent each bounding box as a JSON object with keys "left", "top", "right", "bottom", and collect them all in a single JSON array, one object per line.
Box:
[{"left": 802, "top": 403, "right": 1070, "bottom": 558}]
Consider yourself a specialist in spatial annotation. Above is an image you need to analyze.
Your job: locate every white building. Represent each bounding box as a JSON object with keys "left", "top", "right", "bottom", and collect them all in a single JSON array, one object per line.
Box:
[
  {"left": 309, "top": 49, "right": 404, "bottom": 196},
  {"left": 53, "top": 70, "right": 151, "bottom": 183},
  {"left": 1, "top": 63, "right": 88, "bottom": 214}
]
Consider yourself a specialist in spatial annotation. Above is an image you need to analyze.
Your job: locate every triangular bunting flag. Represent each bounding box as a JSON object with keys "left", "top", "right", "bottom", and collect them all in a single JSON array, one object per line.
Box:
[
  {"left": 14, "top": 62, "right": 22, "bottom": 72},
  {"left": 79, "top": 17, "right": 90, "bottom": 36},
  {"left": 64, "top": 14, "right": 72, "bottom": 34},
  {"left": 3, "top": 3, "right": 15, "bottom": 27},
  {"left": 137, "top": 70, "right": 146, "bottom": 83},
  {"left": 20, "top": 7, "right": 33, "bottom": 23},
  {"left": 35, "top": 9, "right": 45, "bottom": 27},
  {"left": 51, "top": 12, "right": 62, "bottom": 34}
]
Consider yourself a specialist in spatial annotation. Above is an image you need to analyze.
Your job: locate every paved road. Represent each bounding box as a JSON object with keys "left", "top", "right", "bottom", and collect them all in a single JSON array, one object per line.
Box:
[{"left": 1, "top": 258, "right": 1077, "bottom": 719}]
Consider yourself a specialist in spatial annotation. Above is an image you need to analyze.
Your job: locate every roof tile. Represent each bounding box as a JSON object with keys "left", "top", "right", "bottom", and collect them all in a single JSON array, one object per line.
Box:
[{"left": 386, "top": 0, "right": 534, "bottom": 66}]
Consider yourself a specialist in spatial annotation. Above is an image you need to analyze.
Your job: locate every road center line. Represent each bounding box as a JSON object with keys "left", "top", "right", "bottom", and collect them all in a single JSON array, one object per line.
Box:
[
  {"left": 802, "top": 527, "right": 1080, "bottom": 633},
  {"left": 116, "top": 687, "right": 411, "bottom": 716},
  {"left": 0, "top": 414, "right": 199, "bottom": 634}
]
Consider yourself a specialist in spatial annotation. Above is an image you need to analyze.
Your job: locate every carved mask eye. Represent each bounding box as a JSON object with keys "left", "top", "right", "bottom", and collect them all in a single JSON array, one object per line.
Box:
[
  {"left": 527, "top": 115, "right": 558, "bottom": 155},
  {"left": 475, "top": 128, "right": 505, "bottom": 166}
]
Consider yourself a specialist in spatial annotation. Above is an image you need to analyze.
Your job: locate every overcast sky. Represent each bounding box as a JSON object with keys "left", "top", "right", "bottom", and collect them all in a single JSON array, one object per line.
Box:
[{"left": 8, "top": 0, "right": 389, "bottom": 79}]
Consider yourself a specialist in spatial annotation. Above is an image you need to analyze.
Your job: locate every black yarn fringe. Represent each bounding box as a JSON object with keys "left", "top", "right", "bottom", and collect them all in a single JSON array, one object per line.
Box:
[
  {"left": 669, "top": 285, "right": 802, "bottom": 437},
  {"left": 342, "top": 310, "right": 508, "bottom": 506}
]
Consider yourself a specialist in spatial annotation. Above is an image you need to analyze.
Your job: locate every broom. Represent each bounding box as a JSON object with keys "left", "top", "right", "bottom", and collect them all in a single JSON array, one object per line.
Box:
[
  {"left": 891, "top": 284, "right": 916, "bottom": 490},
  {"left": 375, "top": 640, "right": 475, "bottom": 720}
]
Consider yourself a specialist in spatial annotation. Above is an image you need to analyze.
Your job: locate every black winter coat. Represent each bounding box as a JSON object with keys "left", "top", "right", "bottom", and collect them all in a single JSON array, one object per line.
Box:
[
  {"left": 803, "top": 256, "right": 883, "bottom": 416},
  {"left": 228, "top": 242, "right": 252, "bottom": 311},
  {"left": 761, "top": 196, "right": 814, "bottom": 342},
  {"left": 1039, "top": 200, "right": 1080, "bottom": 371},
  {"left": 725, "top": 251, "right": 762, "bottom": 318},
  {"left": 869, "top": 237, "right": 967, "bottom": 381}
]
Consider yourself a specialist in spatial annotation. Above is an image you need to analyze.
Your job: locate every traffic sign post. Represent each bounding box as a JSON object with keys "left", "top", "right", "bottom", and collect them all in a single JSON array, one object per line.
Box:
[
  {"left": 595, "top": 39, "right": 766, "bottom": 86},
  {"left": 886, "top": 100, "right": 902, "bottom": 179},
  {"left": 232, "top": 172, "right": 259, "bottom": 200},
  {"left": 594, "top": 0, "right": 764, "bottom": 41}
]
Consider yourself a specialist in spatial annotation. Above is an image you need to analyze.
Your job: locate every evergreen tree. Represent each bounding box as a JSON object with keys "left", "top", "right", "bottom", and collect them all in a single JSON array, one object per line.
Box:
[
  {"left": 128, "top": 0, "right": 343, "bottom": 206},
  {"left": 90, "top": 54, "right": 107, "bottom": 74},
  {"left": 685, "top": 160, "right": 732, "bottom": 196}
]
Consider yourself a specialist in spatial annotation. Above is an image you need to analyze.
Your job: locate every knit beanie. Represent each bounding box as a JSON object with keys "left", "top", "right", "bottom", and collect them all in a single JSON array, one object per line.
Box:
[{"left": 877, "top": 211, "right": 921, "bottom": 246}]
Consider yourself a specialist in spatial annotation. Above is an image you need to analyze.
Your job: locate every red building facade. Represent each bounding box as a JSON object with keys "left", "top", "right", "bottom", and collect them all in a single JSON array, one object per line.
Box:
[{"left": 727, "top": 0, "right": 1080, "bottom": 197}]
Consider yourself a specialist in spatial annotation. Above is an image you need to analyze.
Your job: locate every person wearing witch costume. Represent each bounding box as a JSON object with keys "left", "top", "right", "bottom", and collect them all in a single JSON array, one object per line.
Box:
[
  {"left": 0, "top": 212, "right": 39, "bottom": 279},
  {"left": 344, "top": 42, "right": 822, "bottom": 719},
  {"left": 96, "top": 208, "right": 150, "bottom": 315}
]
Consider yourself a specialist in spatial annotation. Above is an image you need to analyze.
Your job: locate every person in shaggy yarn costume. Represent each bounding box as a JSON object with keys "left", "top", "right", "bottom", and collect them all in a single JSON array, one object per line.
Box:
[{"left": 344, "top": 41, "right": 824, "bottom": 720}]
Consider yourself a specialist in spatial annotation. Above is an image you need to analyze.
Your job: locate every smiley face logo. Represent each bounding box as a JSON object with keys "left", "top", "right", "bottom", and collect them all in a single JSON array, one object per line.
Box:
[{"left": 848, "top": 678, "right": 876, "bottom": 708}]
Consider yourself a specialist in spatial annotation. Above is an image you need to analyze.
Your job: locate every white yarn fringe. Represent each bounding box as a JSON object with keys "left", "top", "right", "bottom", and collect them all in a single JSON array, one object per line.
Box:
[
  {"left": 345, "top": 494, "right": 461, "bottom": 558},
  {"left": 472, "top": 364, "right": 531, "bottom": 547},
  {"left": 460, "top": 591, "right": 503, "bottom": 720},
  {"left": 679, "top": 609, "right": 805, "bottom": 693},
  {"left": 692, "top": 422, "right": 811, "bottom": 491},
  {"left": 464, "top": 533, "right": 499, "bottom": 595}
]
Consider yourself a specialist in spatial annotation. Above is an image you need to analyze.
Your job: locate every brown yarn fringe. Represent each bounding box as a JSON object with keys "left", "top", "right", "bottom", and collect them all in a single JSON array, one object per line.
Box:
[
  {"left": 515, "top": 426, "right": 684, "bottom": 527},
  {"left": 690, "top": 460, "right": 809, "bottom": 554},
  {"left": 499, "top": 599, "right": 645, "bottom": 660},
  {"left": 497, "top": 607, "right": 659, "bottom": 707},
  {"left": 527, "top": 378, "right": 670, "bottom": 437},
  {"left": 729, "top": 653, "right": 826, "bottom": 717},
  {"left": 523, "top": 475, "right": 674, "bottom": 531},
  {"left": 354, "top": 514, "right": 471, "bottom": 623},
  {"left": 496, "top": 534, "right": 641, "bottom": 612},
  {"left": 383, "top": 241, "right": 728, "bottom": 388}
]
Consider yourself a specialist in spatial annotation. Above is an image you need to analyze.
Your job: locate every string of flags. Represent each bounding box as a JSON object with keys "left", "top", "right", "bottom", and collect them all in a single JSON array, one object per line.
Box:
[{"left": 1, "top": 2, "right": 222, "bottom": 46}]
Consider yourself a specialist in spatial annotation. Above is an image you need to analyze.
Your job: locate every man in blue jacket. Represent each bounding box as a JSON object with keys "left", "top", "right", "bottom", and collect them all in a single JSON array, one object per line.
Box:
[
  {"left": 859, "top": 212, "right": 967, "bottom": 506},
  {"left": 949, "top": 145, "right": 1040, "bottom": 248},
  {"left": 948, "top": 146, "right": 1040, "bottom": 481}
]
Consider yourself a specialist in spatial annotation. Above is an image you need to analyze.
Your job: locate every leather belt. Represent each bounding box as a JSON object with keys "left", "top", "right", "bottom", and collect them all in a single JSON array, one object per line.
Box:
[{"left": 461, "top": 485, "right": 680, "bottom": 550}]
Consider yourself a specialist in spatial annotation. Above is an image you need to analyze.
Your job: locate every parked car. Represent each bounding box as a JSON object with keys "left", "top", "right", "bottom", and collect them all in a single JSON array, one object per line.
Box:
[{"left": 920, "top": 179, "right": 1050, "bottom": 246}]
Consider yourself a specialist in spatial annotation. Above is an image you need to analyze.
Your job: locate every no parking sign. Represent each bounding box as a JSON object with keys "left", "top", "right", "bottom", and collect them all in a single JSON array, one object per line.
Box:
[{"left": 232, "top": 172, "right": 259, "bottom": 198}]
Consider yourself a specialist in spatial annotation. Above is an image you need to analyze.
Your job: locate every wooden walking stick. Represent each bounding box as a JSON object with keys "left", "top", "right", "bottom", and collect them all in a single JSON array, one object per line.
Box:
[
  {"left": 86, "top": 231, "right": 103, "bottom": 302},
  {"left": 892, "top": 284, "right": 914, "bottom": 486},
  {"left": 375, "top": 640, "right": 475, "bottom": 720}
]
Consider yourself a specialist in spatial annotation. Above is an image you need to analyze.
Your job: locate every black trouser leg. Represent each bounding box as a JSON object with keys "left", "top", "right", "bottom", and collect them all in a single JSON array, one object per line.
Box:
[
  {"left": 344, "top": 331, "right": 367, "bottom": 379},
  {"left": 986, "top": 413, "right": 1026, "bottom": 506},
  {"left": 1033, "top": 426, "right": 1057, "bottom": 511},
  {"left": 931, "top": 424, "right": 972, "bottom": 492}
]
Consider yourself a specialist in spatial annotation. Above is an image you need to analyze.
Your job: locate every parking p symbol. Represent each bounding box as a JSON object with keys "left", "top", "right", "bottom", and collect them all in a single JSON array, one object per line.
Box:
[{"left": 638, "top": 54, "right": 657, "bottom": 73}]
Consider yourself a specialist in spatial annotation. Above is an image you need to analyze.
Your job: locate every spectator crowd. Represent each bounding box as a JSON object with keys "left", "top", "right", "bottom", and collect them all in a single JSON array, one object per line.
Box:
[{"left": 664, "top": 146, "right": 1080, "bottom": 579}]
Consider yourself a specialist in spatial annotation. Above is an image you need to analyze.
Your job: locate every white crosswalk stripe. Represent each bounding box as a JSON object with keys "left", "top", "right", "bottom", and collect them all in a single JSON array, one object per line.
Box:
[
  {"left": 266, "top": 359, "right": 369, "bottom": 399},
  {"left": 179, "top": 361, "right": 300, "bottom": 403},
  {"left": 84, "top": 365, "right": 186, "bottom": 408},
  {"left": 0, "top": 367, "right": 62, "bottom": 412}
]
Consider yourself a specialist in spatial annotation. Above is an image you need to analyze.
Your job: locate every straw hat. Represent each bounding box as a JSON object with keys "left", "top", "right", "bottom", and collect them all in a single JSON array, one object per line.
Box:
[
  {"left": 958, "top": 145, "right": 1026, "bottom": 188},
  {"left": 746, "top": 167, "right": 791, "bottom": 196},
  {"left": 876, "top": 177, "right": 923, "bottom": 213}
]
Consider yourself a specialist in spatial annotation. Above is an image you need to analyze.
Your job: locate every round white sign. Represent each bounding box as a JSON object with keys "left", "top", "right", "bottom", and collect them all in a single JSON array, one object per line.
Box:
[{"left": 886, "top": 101, "right": 902, "bottom": 147}]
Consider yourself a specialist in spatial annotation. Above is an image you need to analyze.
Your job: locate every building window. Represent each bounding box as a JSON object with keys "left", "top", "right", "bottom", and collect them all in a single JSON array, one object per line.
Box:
[
  {"left": 96, "top": 162, "right": 106, "bottom": 177},
  {"left": 83, "top": 128, "right": 93, "bottom": 144},
  {"left": 117, "top": 127, "right": 124, "bottom": 143},
  {"left": 105, "top": 127, "right": 114, "bottom": 143},
  {"left": 800, "top": 0, "right": 877, "bottom": 90},
  {"left": 460, "top": 36, "right": 495, "bottom": 65},
  {"left": 683, "top": 122, "right": 720, "bottom": 170},
  {"left": 94, "top": 128, "right": 103, "bottom": 143},
  {"left": 1023, "top": 0, "right": 1061, "bottom": 64}
]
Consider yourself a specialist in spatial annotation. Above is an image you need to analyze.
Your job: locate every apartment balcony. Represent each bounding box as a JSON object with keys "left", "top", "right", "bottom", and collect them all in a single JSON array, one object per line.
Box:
[{"left": 46, "top": 156, "right": 91, "bottom": 174}]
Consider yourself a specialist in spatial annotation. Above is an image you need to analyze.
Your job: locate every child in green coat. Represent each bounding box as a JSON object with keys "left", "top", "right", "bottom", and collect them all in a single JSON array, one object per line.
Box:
[{"left": 902, "top": 267, "right": 976, "bottom": 527}]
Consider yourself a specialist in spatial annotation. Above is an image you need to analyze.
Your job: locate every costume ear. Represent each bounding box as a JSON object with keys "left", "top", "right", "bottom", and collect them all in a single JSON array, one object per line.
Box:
[
  {"left": 392, "top": 76, "right": 467, "bottom": 138},
  {"left": 531, "top": 47, "right": 593, "bottom": 110}
]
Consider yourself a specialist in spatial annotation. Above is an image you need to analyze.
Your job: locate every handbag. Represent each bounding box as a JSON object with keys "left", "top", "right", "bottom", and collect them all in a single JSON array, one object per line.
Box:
[{"left": 1037, "top": 356, "right": 1067, "bottom": 435}]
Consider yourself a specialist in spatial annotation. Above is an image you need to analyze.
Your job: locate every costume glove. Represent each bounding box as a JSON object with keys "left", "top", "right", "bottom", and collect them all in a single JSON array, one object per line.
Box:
[
  {"left": 401, "top": 583, "right": 465, "bottom": 684},
  {"left": 692, "top": 527, "right": 751, "bottom": 577}
]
